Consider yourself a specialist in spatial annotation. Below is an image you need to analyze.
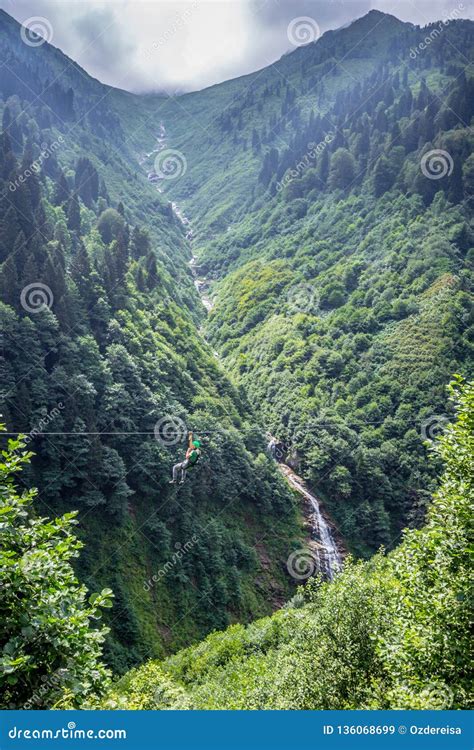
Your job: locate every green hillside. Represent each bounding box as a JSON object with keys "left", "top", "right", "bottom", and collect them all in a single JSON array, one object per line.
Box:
[
  {"left": 103, "top": 378, "right": 473, "bottom": 709},
  {"left": 128, "top": 11, "right": 474, "bottom": 555},
  {"left": 0, "top": 9, "right": 304, "bottom": 676}
]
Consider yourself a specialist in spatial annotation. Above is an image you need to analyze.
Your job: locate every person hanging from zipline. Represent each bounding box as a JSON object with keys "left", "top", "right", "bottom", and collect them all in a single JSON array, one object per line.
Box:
[{"left": 169, "top": 431, "right": 202, "bottom": 484}]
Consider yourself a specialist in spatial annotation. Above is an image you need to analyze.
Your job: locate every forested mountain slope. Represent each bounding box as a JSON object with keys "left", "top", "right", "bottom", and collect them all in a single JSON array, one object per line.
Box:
[
  {"left": 0, "top": 5, "right": 472, "bottom": 697},
  {"left": 134, "top": 11, "right": 474, "bottom": 555},
  {"left": 0, "top": 9, "right": 303, "bottom": 674},
  {"left": 104, "top": 379, "right": 473, "bottom": 710}
]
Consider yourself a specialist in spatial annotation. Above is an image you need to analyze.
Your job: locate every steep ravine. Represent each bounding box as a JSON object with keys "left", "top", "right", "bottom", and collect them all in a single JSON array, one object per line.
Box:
[
  {"left": 138, "top": 126, "right": 344, "bottom": 583},
  {"left": 189, "top": 255, "right": 214, "bottom": 313},
  {"left": 186, "top": 226, "right": 346, "bottom": 582}
]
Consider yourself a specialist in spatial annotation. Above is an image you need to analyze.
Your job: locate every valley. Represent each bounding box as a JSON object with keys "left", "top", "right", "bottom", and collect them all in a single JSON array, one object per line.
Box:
[
  {"left": 133, "top": 10, "right": 473, "bottom": 557},
  {"left": 139, "top": 122, "right": 344, "bottom": 580},
  {"left": 0, "top": 6, "right": 472, "bottom": 711}
]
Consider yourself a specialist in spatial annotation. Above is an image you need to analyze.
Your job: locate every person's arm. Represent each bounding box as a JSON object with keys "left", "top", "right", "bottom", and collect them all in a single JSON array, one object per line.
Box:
[{"left": 186, "top": 431, "right": 193, "bottom": 458}]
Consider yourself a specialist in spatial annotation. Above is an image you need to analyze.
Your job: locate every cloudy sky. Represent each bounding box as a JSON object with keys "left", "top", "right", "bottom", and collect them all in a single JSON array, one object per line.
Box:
[{"left": 1, "top": 0, "right": 473, "bottom": 92}]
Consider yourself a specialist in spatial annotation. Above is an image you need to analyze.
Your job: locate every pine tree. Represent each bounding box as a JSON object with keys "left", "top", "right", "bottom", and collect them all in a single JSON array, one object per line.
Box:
[
  {"left": 328, "top": 148, "right": 356, "bottom": 190},
  {"left": 67, "top": 194, "right": 81, "bottom": 232},
  {"left": 373, "top": 154, "right": 398, "bottom": 196},
  {"left": 53, "top": 170, "right": 70, "bottom": 206}
]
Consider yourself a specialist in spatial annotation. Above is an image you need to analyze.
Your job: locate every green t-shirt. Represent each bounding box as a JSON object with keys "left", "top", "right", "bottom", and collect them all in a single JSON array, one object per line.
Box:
[{"left": 188, "top": 449, "right": 201, "bottom": 466}]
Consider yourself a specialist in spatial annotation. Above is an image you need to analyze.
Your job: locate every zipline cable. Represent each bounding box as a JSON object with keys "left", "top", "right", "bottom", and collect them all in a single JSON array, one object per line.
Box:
[{"left": 1, "top": 417, "right": 432, "bottom": 438}]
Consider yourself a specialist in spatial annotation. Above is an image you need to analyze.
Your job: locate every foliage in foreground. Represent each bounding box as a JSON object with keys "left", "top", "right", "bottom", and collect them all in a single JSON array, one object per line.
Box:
[
  {"left": 0, "top": 430, "right": 112, "bottom": 709},
  {"left": 104, "top": 379, "right": 473, "bottom": 710}
]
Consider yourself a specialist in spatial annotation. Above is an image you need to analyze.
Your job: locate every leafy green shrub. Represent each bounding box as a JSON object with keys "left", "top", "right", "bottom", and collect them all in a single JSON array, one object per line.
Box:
[
  {"left": 0, "top": 430, "right": 113, "bottom": 708},
  {"left": 103, "top": 662, "right": 187, "bottom": 710}
]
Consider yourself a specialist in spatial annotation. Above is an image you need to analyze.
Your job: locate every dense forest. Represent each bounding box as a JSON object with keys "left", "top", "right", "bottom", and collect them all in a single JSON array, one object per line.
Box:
[
  {"left": 2, "top": 379, "right": 471, "bottom": 709},
  {"left": 103, "top": 378, "right": 474, "bottom": 709},
  {"left": 134, "top": 10, "right": 473, "bottom": 556},
  {"left": 0, "top": 8, "right": 303, "bottom": 676},
  {"left": 0, "top": 7, "right": 472, "bottom": 710}
]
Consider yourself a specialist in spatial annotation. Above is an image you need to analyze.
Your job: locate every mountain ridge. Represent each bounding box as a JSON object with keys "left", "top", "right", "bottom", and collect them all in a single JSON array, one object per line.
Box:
[
  {"left": 0, "top": 9, "right": 416, "bottom": 98},
  {"left": 131, "top": 11, "right": 473, "bottom": 555}
]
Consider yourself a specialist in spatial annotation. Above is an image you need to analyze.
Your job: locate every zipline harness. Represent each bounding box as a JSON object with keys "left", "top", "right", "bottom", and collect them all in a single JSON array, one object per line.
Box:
[{"left": 169, "top": 432, "right": 202, "bottom": 485}]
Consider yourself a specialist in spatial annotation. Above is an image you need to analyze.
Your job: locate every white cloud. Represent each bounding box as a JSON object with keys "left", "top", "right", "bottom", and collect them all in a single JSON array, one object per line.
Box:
[{"left": 1, "top": 0, "right": 473, "bottom": 92}]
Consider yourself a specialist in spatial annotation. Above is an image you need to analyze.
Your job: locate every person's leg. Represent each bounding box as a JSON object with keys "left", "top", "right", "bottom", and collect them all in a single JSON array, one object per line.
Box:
[
  {"left": 171, "top": 461, "right": 183, "bottom": 482},
  {"left": 180, "top": 459, "right": 190, "bottom": 483}
]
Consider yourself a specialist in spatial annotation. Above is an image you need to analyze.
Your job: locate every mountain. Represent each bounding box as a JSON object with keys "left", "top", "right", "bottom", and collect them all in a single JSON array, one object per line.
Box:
[
  {"left": 117, "top": 10, "right": 416, "bottom": 235},
  {"left": 0, "top": 7, "right": 472, "bottom": 709},
  {"left": 128, "top": 11, "right": 474, "bottom": 555},
  {"left": 0, "top": 9, "right": 304, "bottom": 675}
]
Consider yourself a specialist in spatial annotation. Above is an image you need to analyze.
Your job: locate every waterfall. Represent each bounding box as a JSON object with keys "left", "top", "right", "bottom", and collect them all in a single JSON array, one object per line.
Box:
[{"left": 282, "top": 468, "right": 342, "bottom": 580}]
